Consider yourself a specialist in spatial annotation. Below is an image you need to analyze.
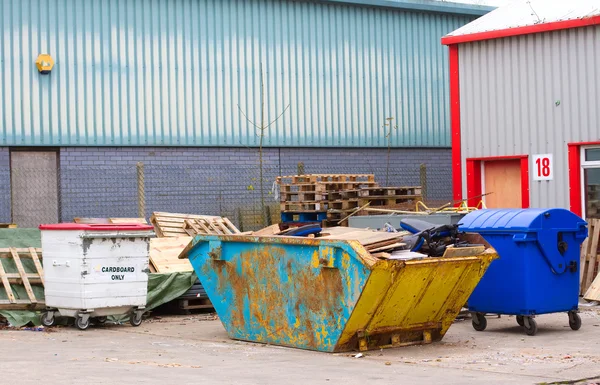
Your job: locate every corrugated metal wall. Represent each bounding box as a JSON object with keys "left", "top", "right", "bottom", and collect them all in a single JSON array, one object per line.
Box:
[
  {"left": 459, "top": 25, "right": 600, "bottom": 209},
  {"left": 0, "top": 0, "right": 474, "bottom": 147}
]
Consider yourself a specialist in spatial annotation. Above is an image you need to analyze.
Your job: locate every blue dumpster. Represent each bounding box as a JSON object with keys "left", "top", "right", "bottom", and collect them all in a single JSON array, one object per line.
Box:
[{"left": 459, "top": 208, "right": 588, "bottom": 336}]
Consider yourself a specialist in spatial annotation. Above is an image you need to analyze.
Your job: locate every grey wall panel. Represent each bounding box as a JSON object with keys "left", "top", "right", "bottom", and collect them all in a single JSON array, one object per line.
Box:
[{"left": 458, "top": 25, "right": 600, "bottom": 209}]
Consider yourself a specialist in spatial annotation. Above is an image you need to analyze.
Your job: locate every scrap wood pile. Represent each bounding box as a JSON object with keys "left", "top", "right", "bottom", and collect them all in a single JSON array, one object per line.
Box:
[
  {"left": 582, "top": 218, "right": 600, "bottom": 300},
  {"left": 275, "top": 174, "right": 422, "bottom": 226},
  {"left": 149, "top": 212, "right": 242, "bottom": 273},
  {"left": 0, "top": 248, "right": 45, "bottom": 311}
]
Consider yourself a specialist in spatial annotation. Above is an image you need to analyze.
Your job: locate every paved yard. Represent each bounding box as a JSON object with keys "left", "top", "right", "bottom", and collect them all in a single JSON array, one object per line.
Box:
[{"left": 1, "top": 309, "right": 599, "bottom": 385}]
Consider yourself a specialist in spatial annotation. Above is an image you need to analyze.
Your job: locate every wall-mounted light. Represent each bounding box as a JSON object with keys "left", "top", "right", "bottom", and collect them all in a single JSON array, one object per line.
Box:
[{"left": 35, "top": 54, "right": 54, "bottom": 74}]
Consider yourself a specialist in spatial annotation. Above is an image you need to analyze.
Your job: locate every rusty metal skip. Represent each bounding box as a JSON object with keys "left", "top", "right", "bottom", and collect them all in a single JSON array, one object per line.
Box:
[{"left": 180, "top": 235, "right": 497, "bottom": 352}]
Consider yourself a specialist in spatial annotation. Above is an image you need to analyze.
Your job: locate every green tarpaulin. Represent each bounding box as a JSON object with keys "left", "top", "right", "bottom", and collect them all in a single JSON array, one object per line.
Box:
[
  {"left": 0, "top": 229, "right": 41, "bottom": 248},
  {"left": 0, "top": 272, "right": 197, "bottom": 327}
]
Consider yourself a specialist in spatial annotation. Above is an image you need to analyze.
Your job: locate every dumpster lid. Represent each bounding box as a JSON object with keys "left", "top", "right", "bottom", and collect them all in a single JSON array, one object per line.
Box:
[
  {"left": 458, "top": 208, "right": 586, "bottom": 233},
  {"left": 39, "top": 223, "right": 155, "bottom": 231}
]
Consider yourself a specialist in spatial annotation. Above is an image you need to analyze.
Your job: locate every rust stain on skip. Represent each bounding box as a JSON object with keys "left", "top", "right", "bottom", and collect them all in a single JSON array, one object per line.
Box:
[{"left": 211, "top": 244, "right": 344, "bottom": 350}]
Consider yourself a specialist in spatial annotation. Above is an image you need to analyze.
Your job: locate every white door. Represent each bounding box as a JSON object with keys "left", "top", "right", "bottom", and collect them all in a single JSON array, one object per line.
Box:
[{"left": 581, "top": 147, "right": 600, "bottom": 219}]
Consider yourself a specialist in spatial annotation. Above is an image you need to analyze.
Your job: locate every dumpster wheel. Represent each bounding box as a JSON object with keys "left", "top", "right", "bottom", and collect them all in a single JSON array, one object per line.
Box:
[
  {"left": 130, "top": 311, "right": 143, "bottom": 327},
  {"left": 95, "top": 316, "right": 107, "bottom": 325},
  {"left": 523, "top": 317, "right": 537, "bottom": 336},
  {"left": 75, "top": 315, "right": 91, "bottom": 331},
  {"left": 568, "top": 311, "right": 581, "bottom": 331},
  {"left": 516, "top": 315, "right": 525, "bottom": 327},
  {"left": 472, "top": 312, "right": 487, "bottom": 331},
  {"left": 41, "top": 311, "right": 56, "bottom": 327}
]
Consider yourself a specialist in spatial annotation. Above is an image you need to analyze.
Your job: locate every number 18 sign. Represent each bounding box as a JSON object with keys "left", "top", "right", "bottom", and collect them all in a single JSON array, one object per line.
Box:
[{"left": 532, "top": 154, "right": 553, "bottom": 181}]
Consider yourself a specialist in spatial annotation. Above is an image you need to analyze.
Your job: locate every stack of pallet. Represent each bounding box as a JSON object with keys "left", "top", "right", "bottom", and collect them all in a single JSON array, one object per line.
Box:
[
  {"left": 0, "top": 247, "right": 45, "bottom": 311},
  {"left": 277, "top": 174, "right": 378, "bottom": 223},
  {"left": 276, "top": 174, "right": 423, "bottom": 226},
  {"left": 327, "top": 186, "right": 422, "bottom": 223},
  {"left": 581, "top": 218, "right": 600, "bottom": 298}
]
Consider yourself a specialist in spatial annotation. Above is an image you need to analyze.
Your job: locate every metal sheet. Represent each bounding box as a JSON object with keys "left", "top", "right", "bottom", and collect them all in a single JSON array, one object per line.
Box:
[
  {"left": 184, "top": 234, "right": 496, "bottom": 352},
  {"left": 446, "top": 0, "right": 600, "bottom": 39},
  {"left": 0, "top": 0, "right": 476, "bottom": 147},
  {"left": 459, "top": 25, "right": 600, "bottom": 209}
]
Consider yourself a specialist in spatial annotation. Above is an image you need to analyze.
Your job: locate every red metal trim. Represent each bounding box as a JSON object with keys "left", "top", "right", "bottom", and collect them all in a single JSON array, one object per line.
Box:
[
  {"left": 449, "top": 45, "right": 462, "bottom": 203},
  {"left": 465, "top": 159, "right": 481, "bottom": 207},
  {"left": 568, "top": 144, "right": 582, "bottom": 216},
  {"left": 441, "top": 15, "right": 600, "bottom": 45},
  {"left": 567, "top": 140, "right": 600, "bottom": 146},
  {"left": 520, "top": 157, "right": 530, "bottom": 208},
  {"left": 466, "top": 155, "right": 528, "bottom": 161},
  {"left": 39, "top": 223, "right": 154, "bottom": 231},
  {"left": 465, "top": 155, "right": 529, "bottom": 208},
  {"left": 567, "top": 140, "right": 600, "bottom": 216}
]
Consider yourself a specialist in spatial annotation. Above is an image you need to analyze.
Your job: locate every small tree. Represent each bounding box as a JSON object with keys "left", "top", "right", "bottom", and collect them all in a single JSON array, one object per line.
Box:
[
  {"left": 383, "top": 117, "right": 398, "bottom": 186},
  {"left": 238, "top": 63, "right": 290, "bottom": 225}
]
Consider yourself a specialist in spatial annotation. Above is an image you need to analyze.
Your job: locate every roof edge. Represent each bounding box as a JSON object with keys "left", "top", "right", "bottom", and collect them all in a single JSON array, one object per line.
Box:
[
  {"left": 442, "top": 14, "right": 600, "bottom": 45},
  {"left": 317, "top": 0, "right": 495, "bottom": 16}
]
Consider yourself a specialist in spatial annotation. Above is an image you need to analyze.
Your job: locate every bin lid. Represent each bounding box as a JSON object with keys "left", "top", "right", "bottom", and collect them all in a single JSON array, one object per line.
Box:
[
  {"left": 39, "top": 223, "right": 154, "bottom": 231},
  {"left": 459, "top": 208, "right": 586, "bottom": 233}
]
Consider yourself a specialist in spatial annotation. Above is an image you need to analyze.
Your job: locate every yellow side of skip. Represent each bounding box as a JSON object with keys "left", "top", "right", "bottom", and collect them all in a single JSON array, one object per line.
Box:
[{"left": 336, "top": 250, "right": 497, "bottom": 351}]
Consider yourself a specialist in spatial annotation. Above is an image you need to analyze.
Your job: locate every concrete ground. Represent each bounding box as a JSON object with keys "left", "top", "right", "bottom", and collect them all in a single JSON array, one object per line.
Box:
[{"left": 1, "top": 309, "right": 600, "bottom": 385}]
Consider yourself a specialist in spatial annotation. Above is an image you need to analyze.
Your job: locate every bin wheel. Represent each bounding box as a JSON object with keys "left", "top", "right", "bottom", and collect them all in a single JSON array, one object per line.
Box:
[
  {"left": 75, "top": 315, "right": 90, "bottom": 331},
  {"left": 568, "top": 311, "right": 581, "bottom": 331},
  {"left": 130, "top": 312, "right": 143, "bottom": 327},
  {"left": 41, "top": 312, "right": 56, "bottom": 327},
  {"left": 95, "top": 316, "right": 107, "bottom": 325},
  {"left": 516, "top": 316, "right": 525, "bottom": 327},
  {"left": 472, "top": 313, "right": 487, "bottom": 332},
  {"left": 523, "top": 317, "right": 537, "bottom": 336}
]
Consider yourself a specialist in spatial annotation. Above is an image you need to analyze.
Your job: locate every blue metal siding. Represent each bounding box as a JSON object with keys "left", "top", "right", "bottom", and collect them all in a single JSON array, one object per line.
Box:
[{"left": 0, "top": 0, "right": 475, "bottom": 147}]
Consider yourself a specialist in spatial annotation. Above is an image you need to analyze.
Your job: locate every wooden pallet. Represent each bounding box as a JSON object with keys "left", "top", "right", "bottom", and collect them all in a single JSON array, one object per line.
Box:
[
  {"left": 0, "top": 248, "right": 45, "bottom": 310},
  {"left": 178, "top": 298, "right": 214, "bottom": 312},
  {"left": 328, "top": 190, "right": 360, "bottom": 201},
  {"left": 150, "top": 212, "right": 221, "bottom": 237},
  {"left": 356, "top": 186, "right": 422, "bottom": 197},
  {"left": 357, "top": 196, "right": 422, "bottom": 207},
  {"left": 277, "top": 174, "right": 375, "bottom": 184},
  {"left": 149, "top": 237, "right": 194, "bottom": 273},
  {"left": 280, "top": 191, "right": 327, "bottom": 202},
  {"left": 183, "top": 218, "right": 241, "bottom": 236},
  {"left": 280, "top": 202, "right": 327, "bottom": 212},
  {"left": 580, "top": 218, "right": 600, "bottom": 295},
  {"left": 0, "top": 224, "right": 17, "bottom": 229},
  {"left": 328, "top": 200, "right": 359, "bottom": 210}
]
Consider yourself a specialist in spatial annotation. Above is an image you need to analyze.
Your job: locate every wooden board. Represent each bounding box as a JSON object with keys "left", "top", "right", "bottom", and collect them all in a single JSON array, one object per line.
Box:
[
  {"left": 109, "top": 218, "right": 148, "bottom": 224},
  {"left": 581, "top": 218, "right": 600, "bottom": 295},
  {"left": 483, "top": 159, "right": 522, "bottom": 208},
  {"left": 183, "top": 218, "right": 241, "bottom": 236},
  {"left": 149, "top": 237, "right": 194, "bottom": 273},
  {"left": 0, "top": 248, "right": 44, "bottom": 310},
  {"left": 150, "top": 212, "right": 220, "bottom": 238},
  {"left": 251, "top": 224, "right": 281, "bottom": 236}
]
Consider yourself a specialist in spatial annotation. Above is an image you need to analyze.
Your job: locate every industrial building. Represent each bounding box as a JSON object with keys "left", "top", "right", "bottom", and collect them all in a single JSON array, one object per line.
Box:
[
  {"left": 442, "top": 0, "right": 600, "bottom": 218},
  {"left": 0, "top": 0, "right": 491, "bottom": 227}
]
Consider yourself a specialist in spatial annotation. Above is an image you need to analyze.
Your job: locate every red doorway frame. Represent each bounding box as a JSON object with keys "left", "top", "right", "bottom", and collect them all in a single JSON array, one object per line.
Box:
[
  {"left": 465, "top": 155, "right": 530, "bottom": 208},
  {"left": 568, "top": 141, "right": 600, "bottom": 217}
]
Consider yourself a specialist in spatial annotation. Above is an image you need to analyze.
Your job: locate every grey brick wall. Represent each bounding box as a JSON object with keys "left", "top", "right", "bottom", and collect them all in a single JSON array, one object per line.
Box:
[
  {"left": 59, "top": 147, "right": 451, "bottom": 223},
  {"left": 0, "top": 148, "right": 10, "bottom": 222},
  {"left": 59, "top": 147, "right": 282, "bottom": 224}
]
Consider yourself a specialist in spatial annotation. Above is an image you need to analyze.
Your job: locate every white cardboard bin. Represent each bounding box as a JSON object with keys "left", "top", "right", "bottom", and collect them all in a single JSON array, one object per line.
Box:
[{"left": 39, "top": 223, "right": 154, "bottom": 330}]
